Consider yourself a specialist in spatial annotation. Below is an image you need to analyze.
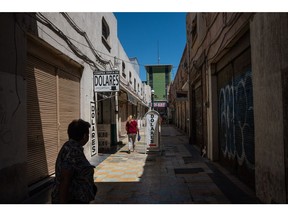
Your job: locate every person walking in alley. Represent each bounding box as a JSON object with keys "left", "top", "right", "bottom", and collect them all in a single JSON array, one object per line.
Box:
[
  {"left": 51, "top": 119, "right": 97, "bottom": 204},
  {"left": 126, "top": 115, "right": 139, "bottom": 153}
]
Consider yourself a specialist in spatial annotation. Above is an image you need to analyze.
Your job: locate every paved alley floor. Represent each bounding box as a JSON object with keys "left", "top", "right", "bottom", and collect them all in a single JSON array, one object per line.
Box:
[
  {"left": 91, "top": 124, "right": 260, "bottom": 204},
  {"left": 22, "top": 124, "right": 260, "bottom": 204}
]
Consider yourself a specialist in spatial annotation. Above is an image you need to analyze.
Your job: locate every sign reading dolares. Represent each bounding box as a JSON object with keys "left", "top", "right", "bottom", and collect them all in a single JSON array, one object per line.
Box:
[
  {"left": 90, "top": 102, "right": 97, "bottom": 156},
  {"left": 145, "top": 110, "right": 160, "bottom": 150},
  {"left": 93, "top": 70, "right": 119, "bottom": 92}
]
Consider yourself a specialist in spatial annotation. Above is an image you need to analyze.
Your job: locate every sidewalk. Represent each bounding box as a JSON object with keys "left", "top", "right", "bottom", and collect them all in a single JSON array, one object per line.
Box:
[{"left": 23, "top": 124, "right": 261, "bottom": 204}]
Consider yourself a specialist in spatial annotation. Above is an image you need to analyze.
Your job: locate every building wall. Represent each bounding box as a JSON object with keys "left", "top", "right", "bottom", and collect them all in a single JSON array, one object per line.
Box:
[
  {"left": 171, "top": 45, "right": 189, "bottom": 133},
  {"left": 153, "top": 72, "right": 166, "bottom": 100},
  {"left": 0, "top": 13, "right": 29, "bottom": 203},
  {"left": 251, "top": 13, "right": 288, "bottom": 203},
  {"left": 181, "top": 12, "right": 288, "bottom": 203},
  {"left": 185, "top": 12, "right": 257, "bottom": 191},
  {"left": 0, "top": 12, "right": 150, "bottom": 203},
  {"left": 145, "top": 65, "right": 172, "bottom": 118},
  {"left": 39, "top": 12, "right": 149, "bottom": 150},
  {"left": 38, "top": 12, "right": 118, "bottom": 160},
  {"left": 117, "top": 40, "right": 148, "bottom": 127}
]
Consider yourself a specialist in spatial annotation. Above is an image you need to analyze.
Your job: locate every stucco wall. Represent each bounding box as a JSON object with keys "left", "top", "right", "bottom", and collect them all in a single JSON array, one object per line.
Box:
[
  {"left": 38, "top": 13, "right": 118, "bottom": 161},
  {"left": 251, "top": 13, "right": 288, "bottom": 203},
  {"left": 0, "top": 13, "right": 28, "bottom": 203}
]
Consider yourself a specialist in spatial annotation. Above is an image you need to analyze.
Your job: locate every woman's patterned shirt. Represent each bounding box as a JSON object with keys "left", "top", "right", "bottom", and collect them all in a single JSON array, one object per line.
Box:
[{"left": 51, "top": 139, "right": 95, "bottom": 203}]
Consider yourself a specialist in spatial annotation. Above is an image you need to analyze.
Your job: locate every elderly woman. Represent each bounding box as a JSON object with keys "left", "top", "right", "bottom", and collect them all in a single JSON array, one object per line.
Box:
[{"left": 51, "top": 119, "right": 97, "bottom": 204}]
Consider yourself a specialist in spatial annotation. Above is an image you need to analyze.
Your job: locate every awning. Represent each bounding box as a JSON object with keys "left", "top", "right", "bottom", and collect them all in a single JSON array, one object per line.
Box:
[
  {"left": 127, "top": 92, "right": 138, "bottom": 105},
  {"left": 120, "top": 85, "right": 148, "bottom": 107},
  {"left": 176, "top": 91, "right": 188, "bottom": 101}
]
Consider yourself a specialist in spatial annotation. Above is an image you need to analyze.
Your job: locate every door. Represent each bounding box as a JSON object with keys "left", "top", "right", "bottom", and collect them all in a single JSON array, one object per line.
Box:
[{"left": 217, "top": 48, "right": 255, "bottom": 189}]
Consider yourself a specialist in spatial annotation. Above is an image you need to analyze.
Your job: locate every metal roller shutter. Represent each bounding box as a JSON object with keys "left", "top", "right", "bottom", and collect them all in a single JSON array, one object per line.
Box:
[
  {"left": 217, "top": 48, "right": 255, "bottom": 188},
  {"left": 26, "top": 55, "right": 81, "bottom": 186},
  {"left": 26, "top": 54, "right": 58, "bottom": 185},
  {"left": 58, "top": 69, "right": 80, "bottom": 147}
]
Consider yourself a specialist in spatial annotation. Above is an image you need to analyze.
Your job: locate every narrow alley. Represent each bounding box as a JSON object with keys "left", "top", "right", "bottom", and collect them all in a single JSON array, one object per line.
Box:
[
  {"left": 2, "top": 13, "right": 288, "bottom": 205},
  {"left": 24, "top": 124, "right": 260, "bottom": 204}
]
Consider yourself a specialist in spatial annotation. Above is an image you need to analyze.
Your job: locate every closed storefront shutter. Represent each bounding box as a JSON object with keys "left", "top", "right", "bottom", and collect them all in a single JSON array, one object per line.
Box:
[
  {"left": 26, "top": 54, "right": 81, "bottom": 186},
  {"left": 26, "top": 54, "right": 58, "bottom": 185},
  {"left": 58, "top": 69, "right": 80, "bottom": 146},
  {"left": 217, "top": 48, "right": 255, "bottom": 188}
]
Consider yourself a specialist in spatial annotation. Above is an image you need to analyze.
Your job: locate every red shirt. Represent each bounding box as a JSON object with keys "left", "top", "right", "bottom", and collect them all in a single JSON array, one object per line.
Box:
[{"left": 126, "top": 120, "right": 138, "bottom": 134}]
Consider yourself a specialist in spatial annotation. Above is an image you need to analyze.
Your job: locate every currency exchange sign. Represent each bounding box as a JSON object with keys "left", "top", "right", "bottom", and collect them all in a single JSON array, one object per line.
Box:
[{"left": 93, "top": 70, "right": 119, "bottom": 92}]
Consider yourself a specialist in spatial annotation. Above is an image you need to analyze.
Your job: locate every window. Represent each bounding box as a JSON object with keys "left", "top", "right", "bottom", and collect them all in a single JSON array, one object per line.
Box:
[
  {"left": 137, "top": 83, "right": 140, "bottom": 94},
  {"left": 129, "top": 71, "right": 132, "bottom": 84},
  {"left": 102, "top": 17, "right": 109, "bottom": 40},
  {"left": 122, "top": 61, "right": 126, "bottom": 78},
  {"left": 102, "top": 17, "right": 111, "bottom": 52}
]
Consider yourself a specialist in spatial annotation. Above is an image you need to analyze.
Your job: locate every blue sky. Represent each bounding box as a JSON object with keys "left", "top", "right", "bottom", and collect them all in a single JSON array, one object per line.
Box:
[{"left": 114, "top": 12, "right": 187, "bottom": 81}]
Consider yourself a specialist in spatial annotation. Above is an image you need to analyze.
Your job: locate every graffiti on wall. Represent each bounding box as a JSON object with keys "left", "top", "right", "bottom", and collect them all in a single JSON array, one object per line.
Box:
[{"left": 219, "top": 70, "right": 255, "bottom": 169}]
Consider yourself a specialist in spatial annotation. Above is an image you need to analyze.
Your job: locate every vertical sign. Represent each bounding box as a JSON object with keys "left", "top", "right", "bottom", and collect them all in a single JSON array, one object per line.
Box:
[
  {"left": 145, "top": 111, "right": 159, "bottom": 149},
  {"left": 90, "top": 102, "right": 97, "bottom": 156}
]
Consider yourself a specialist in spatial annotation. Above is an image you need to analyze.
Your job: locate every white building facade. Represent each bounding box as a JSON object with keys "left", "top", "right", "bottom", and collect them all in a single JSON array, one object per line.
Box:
[{"left": 0, "top": 12, "right": 150, "bottom": 203}]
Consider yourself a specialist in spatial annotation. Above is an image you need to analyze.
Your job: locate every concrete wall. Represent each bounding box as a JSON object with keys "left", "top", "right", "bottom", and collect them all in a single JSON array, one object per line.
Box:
[
  {"left": 38, "top": 12, "right": 119, "bottom": 160},
  {"left": 38, "top": 12, "right": 149, "bottom": 153},
  {"left": 0, "top": 13, "right": 29, "bottom": 203},
  {"left": 184, "top": 12, "right": 288, "bottom": 203},
  {"left": 251, "top": 13, "right": 288, "bottom": 203},
  {"left": 170, "top": 46, "right": 189, "bottom": 134}
]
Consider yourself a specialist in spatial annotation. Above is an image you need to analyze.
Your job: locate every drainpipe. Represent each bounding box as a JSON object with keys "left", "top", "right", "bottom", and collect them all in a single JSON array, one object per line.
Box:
[
  {"left": 111, "top": 56, "right": 121, "bottom": 145},
  {"left": 187, "top": 38, "right": 192, "bottom": 145},
  {"left": 115, "top": 91, "right": 119, "bottom": 143}
]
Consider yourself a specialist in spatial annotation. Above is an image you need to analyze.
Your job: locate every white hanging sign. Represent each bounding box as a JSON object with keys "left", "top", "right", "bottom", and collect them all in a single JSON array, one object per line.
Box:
[
  {"left": 145, "top": 111, "right": 159, "bottom": 149},
  {"left": 93, "top": 70, "right": 119, "bottom": 92}
]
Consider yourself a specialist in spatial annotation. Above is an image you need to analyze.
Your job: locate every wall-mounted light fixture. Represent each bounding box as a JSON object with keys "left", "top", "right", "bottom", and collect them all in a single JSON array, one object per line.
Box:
[{"left": 151, "top": 89, "right": 155, "bottom": 110}]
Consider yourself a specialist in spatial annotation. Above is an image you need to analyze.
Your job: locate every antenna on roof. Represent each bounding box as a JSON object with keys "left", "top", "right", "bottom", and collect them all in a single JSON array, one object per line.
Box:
[{"left": 157, "top": 40, "right": 160, "bottom": 64}]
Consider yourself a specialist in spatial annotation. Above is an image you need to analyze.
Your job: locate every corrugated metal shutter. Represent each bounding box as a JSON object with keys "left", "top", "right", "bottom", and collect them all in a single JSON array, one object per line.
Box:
[
  {"left": 26, "top": 54, "right": 58, "bottom": 185},
  {"left": 58, "top": 69, "right": 80, "bottom": 146},
  {"left": 26, "top": 55, "right": 81, "bottom": 186},
  {"left": 217, "top": 48, "right": 255, "bottom": 188}
]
